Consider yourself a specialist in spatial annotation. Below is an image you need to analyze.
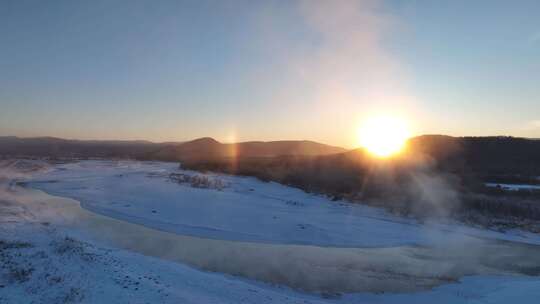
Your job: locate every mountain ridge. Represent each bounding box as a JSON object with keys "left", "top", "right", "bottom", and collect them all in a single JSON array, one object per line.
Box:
[{"left": 0, "top": 136, "right": 347, "bottom": 160}]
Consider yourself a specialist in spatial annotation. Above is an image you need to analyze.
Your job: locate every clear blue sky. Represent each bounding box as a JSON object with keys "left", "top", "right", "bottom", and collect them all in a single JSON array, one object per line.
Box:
[{"left": 1, "top": 0, "right": 539, "bottom": 147}]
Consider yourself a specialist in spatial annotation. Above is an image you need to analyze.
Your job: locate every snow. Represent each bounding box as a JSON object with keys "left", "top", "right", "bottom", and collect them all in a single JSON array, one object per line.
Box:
[
  {"left": 341, "top": 276, "right": 540, "bottom": 303},
  {"left": 0, "top": 224, "right": 337, "bottom": 304},
  {"left": 485, "top": 182, "right": 540, "bottom": 191},
  {"left": 4, "top": 224, "right": 540, "bottom": 304},
  {"left": 27, "top": 160, "right": 540, "bottom": 247},
  {"left": 2, "top": 221, "right": 540, "bottom": 304},
  {"left": 2, "top": 159, "right": 540, "bottom": 303}
]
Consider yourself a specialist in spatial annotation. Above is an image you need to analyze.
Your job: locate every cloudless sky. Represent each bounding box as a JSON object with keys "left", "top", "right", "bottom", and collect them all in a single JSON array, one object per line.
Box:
[{"left": 1, "top": 0, "right": 539, "bottom": 148}]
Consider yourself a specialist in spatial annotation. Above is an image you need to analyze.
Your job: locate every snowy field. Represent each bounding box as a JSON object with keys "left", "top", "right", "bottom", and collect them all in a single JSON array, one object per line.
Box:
[
  {"left": 2, "top": 159, "right": 540, "bottom": 303},
  {"left": 485, "top": 182, "right": 540, "bottom": 191},
  {"left": 26, "top": 160, "right": 540, "bottom": 247}
]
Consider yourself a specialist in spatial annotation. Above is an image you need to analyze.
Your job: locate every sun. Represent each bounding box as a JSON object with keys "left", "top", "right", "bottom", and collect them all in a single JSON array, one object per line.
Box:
[{"left": 358, "top": 116, "right": 411, "bottom": 158}]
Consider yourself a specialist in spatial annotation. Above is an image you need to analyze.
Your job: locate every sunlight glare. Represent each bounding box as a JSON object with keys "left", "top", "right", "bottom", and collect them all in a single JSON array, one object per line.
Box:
[{"left": 358, "top": 116, "right": 411, "bottom": 158}]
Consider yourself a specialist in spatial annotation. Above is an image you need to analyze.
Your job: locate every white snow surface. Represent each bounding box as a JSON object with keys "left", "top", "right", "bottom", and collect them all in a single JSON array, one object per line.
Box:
[
  {"left": 3, "top": 224, "right": 540, "bottom": 304},
  {"left": 2, "top": 160, "right": 540, "bottom": 303},
  {"left": 485, "top": 182, "right": 540, "bottom": 191},
  {"left": 27, "top": 160, "right": 540, "bottom": 247}
]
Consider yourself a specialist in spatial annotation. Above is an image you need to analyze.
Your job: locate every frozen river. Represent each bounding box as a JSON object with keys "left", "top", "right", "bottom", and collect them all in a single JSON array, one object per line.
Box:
[
  {"left": 26, "top": 160, "right": 540, "bottom": 247},
  {"left": 9, "top": 160, "right": 540, "bottom": 295}
]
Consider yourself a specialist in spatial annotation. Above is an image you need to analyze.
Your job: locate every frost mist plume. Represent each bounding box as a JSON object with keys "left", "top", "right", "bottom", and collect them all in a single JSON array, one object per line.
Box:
[{"left": 254, "top": 0, "right": 415, "bottom": 145}]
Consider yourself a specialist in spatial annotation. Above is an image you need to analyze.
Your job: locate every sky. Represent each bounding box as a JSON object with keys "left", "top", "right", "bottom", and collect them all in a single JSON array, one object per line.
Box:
[{"left": 1, "top": 0, "right": 539, "bottom": 148}]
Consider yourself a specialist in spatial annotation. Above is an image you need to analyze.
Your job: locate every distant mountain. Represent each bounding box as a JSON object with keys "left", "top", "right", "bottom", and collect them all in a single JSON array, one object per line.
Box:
[
  {"left": 181, "top": 135, "right": 540, "bottom": 222},
  {"left": 0, "top": 136, "right": 162, "bottom": 159},
  {"left": 180, "top": 135, "right": 540, "bottom": 196},
  {"left": 406, "top": 135, "right": 540, "bottom": 182},
  {"left": 148, "top": 137, "right": 347, "bottom": 161},
  {"left": 0, "top": 136, "right": 347, "bottom": 160}
]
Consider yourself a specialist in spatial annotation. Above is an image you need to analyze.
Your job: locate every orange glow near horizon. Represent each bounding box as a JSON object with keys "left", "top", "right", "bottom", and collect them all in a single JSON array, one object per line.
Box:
[{"left": 358, "top": 116, "right": 411, "bottom": 158}]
